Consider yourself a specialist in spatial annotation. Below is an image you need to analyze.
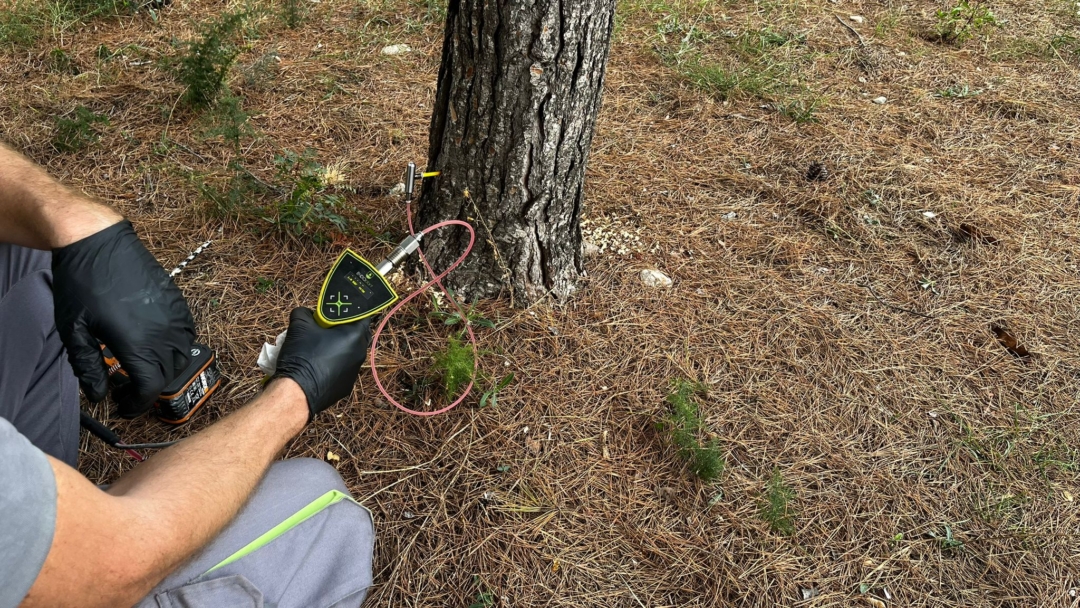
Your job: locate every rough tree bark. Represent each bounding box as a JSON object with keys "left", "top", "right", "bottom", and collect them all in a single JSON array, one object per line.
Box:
[{"left": 416, "top": 0, "right": 616, "bottom": 305}]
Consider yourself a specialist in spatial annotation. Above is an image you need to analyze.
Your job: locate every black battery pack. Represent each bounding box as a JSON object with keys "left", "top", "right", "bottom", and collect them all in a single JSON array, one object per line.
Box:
[
  {"left": 155, "top": 345, "right": 221, "bottom": 424},
  {"left": 102, "top": 343, "right": 221, "bottom": 424}
]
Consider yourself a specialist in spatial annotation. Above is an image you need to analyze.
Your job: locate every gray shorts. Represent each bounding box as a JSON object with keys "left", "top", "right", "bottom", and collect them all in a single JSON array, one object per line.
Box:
[{"left": 137, "top": 458, "right": 375, "bottom": 608}]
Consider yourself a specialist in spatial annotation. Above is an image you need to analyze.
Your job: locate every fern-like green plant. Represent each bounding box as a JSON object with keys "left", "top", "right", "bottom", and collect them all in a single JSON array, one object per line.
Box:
[
  {"left": 664, "top": 380, "right": 724, "bottom": 482},
  {"left": 171, "top": 12, "right": 245, "bottom": 108},
  {"left": 760, "top": 468, "right": 796, "bottom": 535},
  {"left": 431, "top": 335, "right": 475, "bottom": 399},
  {"left": 204, "top": 94, "right": 254, "bottom": 151},
  {"left": 53, "top": 106, "right": 109, "bottom": 152},
  {"left": 280, "top": 0, "right": 306, "bottom": 29}
]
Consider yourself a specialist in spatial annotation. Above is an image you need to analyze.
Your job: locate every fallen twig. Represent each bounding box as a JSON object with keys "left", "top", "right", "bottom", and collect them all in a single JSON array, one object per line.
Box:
[
  {"left": 836, "top": 15, "right": 867, "bottom": 47},
  {"left": 859, "top": 282, "right": 936, "bottom": 320}
]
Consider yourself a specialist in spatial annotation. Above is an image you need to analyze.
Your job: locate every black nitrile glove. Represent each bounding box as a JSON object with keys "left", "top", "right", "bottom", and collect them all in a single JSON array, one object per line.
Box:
[
  {"left": 52, "top": 220, "right": 196, "bottom": 418},
  {"left": 272, "top": 307, "right": 371, "bottom": 421}
]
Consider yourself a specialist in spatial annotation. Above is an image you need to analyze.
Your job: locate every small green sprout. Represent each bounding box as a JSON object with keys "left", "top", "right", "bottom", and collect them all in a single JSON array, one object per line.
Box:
[{"left": 761, "top": 468, "right": 796, "bottom": 535}]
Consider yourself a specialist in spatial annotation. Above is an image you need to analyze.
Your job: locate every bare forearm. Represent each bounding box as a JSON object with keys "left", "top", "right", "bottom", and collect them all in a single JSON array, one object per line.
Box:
[
  {"left": 0, "top": 144, "right": 121, "bottom": 248},
  {"left": 24, "top": 379, "right": 311, "bottom": 608},
  {"left": 105, "top": 380, "right": 307, "bottom": 578},
  {"left": 105, "top": 380, "right": 308, "bottom": 598}
]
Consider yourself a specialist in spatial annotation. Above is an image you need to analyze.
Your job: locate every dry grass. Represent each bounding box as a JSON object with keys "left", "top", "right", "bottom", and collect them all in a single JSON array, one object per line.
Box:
[{"left": 4, "top": 0, "right": 1080, "bottom": 605}]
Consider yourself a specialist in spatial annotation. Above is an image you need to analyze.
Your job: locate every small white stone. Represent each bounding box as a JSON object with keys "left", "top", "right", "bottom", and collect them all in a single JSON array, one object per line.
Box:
[
  {"left": 381, "top": 44, "right": 413, "bottom": 55},
  {"left": 722, "top": 211, "right": 737, "bottom": 220},
  {"left": 583, "top": 240, "right": 600, "bottom": 257},
  {"left": 849, "top": 15, "right": 864, "bottom": 24},
  {"left": 896, "top": 50, "right": 907, "bottom": 57},
  {"left": 640, "top": 269, "right": 673, "bottom": 289},
  {"left": 389, "top": 182, "right": 406, "bottom": 197},
  {"left": 922, "top": 211, "right": 937, "bottom": 218},
  {"left": 872, "top": 96, "right": 888, "bottom": 104}
]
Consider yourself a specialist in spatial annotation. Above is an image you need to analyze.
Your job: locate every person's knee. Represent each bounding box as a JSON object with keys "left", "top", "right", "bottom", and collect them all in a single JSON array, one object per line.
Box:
[
  {"left": 265, "top": 458, "right": 351, "bottom": 497},
  {"left": 0, "top": 270, "right": 55, "bottom": 345},
  {"left": 0, "top": 244, "right": 52, "bottom": 300}
]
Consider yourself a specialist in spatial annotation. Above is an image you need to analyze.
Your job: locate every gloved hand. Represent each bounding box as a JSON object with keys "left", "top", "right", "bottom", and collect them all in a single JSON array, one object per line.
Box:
[
  {"left": 52, "top": 220, "right": 196, "bottom": 417},
  {"left": 272, "top": 307, "right": 371, "bottom": 421}
]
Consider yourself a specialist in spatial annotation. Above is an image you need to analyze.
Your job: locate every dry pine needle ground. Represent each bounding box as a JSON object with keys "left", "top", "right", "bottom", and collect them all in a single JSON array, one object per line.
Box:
[{"left": 2, "top": 0, "right": 1080, "bottom": 605}]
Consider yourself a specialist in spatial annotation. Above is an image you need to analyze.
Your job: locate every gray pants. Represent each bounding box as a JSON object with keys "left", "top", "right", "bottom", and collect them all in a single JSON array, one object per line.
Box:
[
  {"left": 0, "top": 244, "right": 81, "bottom": 466},
  {"left": 0, "top": 244, "right": 374, "bottom": 607}
]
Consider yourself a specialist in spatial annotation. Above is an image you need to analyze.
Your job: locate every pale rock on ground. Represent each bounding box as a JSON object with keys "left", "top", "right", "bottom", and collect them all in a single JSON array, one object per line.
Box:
[
  {"left": 381, "top": 44, "right": 413, "bottom": 55},
  {"left": 640, "top": 269, "right": 673, "bottom": 289}
]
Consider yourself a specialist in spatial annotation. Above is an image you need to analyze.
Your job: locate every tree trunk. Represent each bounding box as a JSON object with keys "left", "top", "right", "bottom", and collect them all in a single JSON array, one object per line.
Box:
[{"left": 416, "top": 0, "right": 616, "bottom": 305}]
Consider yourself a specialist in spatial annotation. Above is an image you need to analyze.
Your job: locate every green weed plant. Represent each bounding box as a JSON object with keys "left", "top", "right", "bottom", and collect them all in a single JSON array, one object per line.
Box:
[
  {"left": 431, "top": 335, "right": 475, "bottom": 399},
  {"left": 204, "top": 94, "right": 254, "bottom": 151},
  {"left": 272, "top": 149, "right": 347, "bottom": 235},
  {"left": 66, "top": 0, "right": 135, "bottom": 19},
  {"left": 777, "top": 98, "right": 823, "bottom": 123},
  {"left": 663, "top": 380, "right": 724, "bottom": 482},
  {"left": 171, "top": 12, "right": 245, "bottom": 108},
  {"left": 48, "top": 48, "right": 78, "bottom": 73},
  {"left": 936, "top": 84, "right": 983, "bottom": 98},
  {"left": 1, "top": 0, "right": 136, "bottom": 50},
  {"left": 0, "top": 1, "right": 44, "bottom": 49},
  {"left": 54, "top": 106, "right": 109, "bottom": 152},
  {"left": 761, "top": 468, "right": 796, "bottom": 535},
  {"left": 931, "top": 524, "right": 964, "bottom": 551},
  {"left": 280, "top": 0, "right": 306, "bottom": 28},
  {"left": 934, "top": 0, "right": 1001, "bottom": 44},
  {"left": 242, "top": 49, "right": 281, "bottom": 89}
]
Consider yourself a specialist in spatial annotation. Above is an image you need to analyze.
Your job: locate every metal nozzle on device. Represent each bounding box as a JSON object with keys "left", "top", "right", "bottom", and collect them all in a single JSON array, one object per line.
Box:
[
  {"left": 376, "top": 233, "right": 423, "bottom": 276},
  {"left": 404, "top": 163, "right": 417, "bottom": 200}
]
